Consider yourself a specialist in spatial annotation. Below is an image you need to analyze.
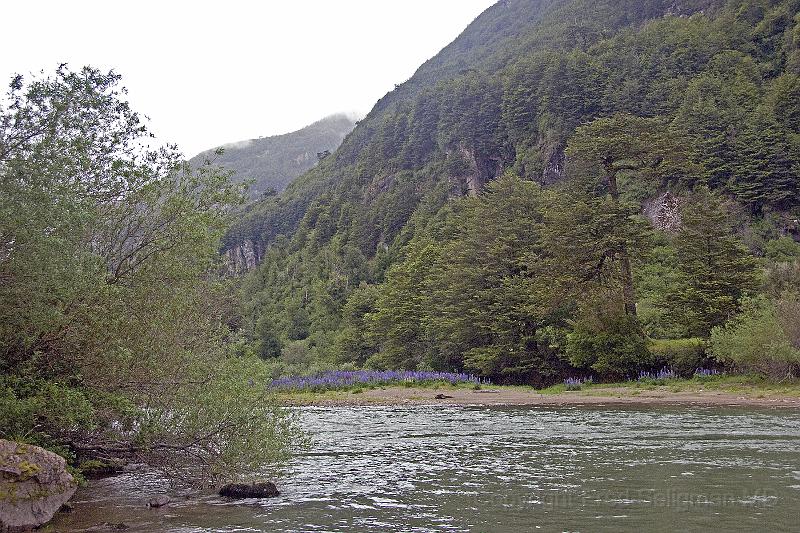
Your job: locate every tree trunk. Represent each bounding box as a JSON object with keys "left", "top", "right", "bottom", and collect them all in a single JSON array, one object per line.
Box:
[
  {"left": 619, "top": 254, "right": 637, "bottom": 317},
  {"left": 604, "top": 162, "right": 638, "bottom": 317}
]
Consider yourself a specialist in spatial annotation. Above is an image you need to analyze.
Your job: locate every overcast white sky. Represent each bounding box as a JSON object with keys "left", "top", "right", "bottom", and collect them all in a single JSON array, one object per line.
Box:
[{"left": 1, "top": 0, "right": 496, "bottom": 156}]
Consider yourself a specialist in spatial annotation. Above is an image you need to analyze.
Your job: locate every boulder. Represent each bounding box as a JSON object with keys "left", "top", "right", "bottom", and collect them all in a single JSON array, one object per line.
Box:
[
  {"left": 219, "top": 482, "right": 280, "bottom": 499},
  {"left": 147, "top": 495, "right": 170, "bottom": 508},
  {"left": 0, "top": 439, "right": 77, "bottom": 531}
]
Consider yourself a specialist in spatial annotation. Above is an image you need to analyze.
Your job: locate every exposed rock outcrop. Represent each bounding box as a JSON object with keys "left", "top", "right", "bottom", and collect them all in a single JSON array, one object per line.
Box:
[
  {"left": 224, "top": 239, "right": 263, "bottom": 276},
  {"left": 541, "top": 148, "right": 566, "bottom": 185},
  {"left": 644, "top": 191, "right": 682, "bottom": 231},
  {"left": 452, "top": 145, "right": 503, "bottom": 197},
  {"left": 0, "top": 440, "right": 77, "bottom": 531}
]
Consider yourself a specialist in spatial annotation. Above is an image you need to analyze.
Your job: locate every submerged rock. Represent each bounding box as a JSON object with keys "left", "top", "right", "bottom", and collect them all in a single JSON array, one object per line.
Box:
[
  {"left": 0, "top": 439, "right": 77, "bottom": 531},
  {"left": 219, "top": 482, "right": 280, "bottom": 499},
  {"left": 79, "top": 458, "right": 126, "bottom": 479},
  {"left": 85, "top": 522, "right": 129, "bottom": 531}
]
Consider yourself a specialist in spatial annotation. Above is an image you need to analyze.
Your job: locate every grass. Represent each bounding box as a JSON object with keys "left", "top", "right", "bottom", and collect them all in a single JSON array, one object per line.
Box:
[{"left": 537, "top": 374, "right": 800, "bottom": 398}]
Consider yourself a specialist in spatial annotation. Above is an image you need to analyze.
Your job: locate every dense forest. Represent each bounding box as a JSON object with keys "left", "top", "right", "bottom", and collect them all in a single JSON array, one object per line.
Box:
[
  {"left": 189, "top": 114, "right": 356, "bottom": 200},
  {"left": 231, "top": 0, "right": 800, "bottom": 384}
]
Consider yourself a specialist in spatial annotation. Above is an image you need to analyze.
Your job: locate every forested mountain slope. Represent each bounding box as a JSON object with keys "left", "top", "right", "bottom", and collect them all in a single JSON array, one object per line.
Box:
[
  {"left": 231, "top": 0, "right": 800, "bottom": 384},
  {"left": 190, "top": 114, "right": 355, "bottom": 199}
]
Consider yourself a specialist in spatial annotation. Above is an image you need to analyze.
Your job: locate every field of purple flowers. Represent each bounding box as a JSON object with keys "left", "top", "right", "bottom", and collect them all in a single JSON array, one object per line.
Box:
[{"left": 269, "top": 370, "right": 485, "bottom": 391}]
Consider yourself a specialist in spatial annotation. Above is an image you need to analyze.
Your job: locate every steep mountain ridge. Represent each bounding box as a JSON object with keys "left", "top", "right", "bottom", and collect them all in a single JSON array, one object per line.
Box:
[{"left": 225, "top": 0, "right": 731, "bottom": 260}]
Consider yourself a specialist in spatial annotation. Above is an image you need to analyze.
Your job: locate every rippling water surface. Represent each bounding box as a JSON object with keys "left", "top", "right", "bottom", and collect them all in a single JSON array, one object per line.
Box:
[{"left": 53, "top": 405, "right": 800, "bottom": 532}]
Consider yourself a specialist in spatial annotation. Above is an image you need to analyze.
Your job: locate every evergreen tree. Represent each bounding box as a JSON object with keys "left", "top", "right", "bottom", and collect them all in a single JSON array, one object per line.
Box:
[
  {"left": 564, "top": 113, "right": 692, "bottom": 316},
  {"left": 728, "top": 113, "right": 799, "bottom": 211},
  {"left": 368, "top": 238, "right": 438, "bottom": 369},
  {"left": 665, "top": 187, "right": 760, "bottom": 336}
]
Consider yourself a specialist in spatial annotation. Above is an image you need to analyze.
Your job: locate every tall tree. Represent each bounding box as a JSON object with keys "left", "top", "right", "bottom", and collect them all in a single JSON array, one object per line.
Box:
[
  {"left": 665, "top": 187, "right": 760, "bottom": 337},
  {"left": 564, "top": 113, "right": 692, "bottom": 316}
]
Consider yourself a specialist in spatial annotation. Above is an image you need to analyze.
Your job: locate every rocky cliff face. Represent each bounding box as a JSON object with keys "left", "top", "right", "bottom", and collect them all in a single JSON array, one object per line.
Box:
[
  {"left": 453, "top": 146, "right": 504, "bottom": 196},
  {"left": 224, "top": 239, "right": 263, "bottom": 276}
]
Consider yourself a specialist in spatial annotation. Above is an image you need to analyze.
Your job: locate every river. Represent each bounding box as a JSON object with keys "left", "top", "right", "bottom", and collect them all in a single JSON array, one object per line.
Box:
[{"left": 52, "top": 405, "right": 800, "bottom": 532}]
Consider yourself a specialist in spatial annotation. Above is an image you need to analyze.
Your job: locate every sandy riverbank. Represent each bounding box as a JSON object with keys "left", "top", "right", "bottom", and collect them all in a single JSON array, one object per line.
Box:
[{"left": 281, "top": 385, "right": 800, "bottom": 407}]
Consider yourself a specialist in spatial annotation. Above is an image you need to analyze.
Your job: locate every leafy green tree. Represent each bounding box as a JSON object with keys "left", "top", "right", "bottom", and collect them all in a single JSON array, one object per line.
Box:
[
  {"left": 367, "top": 174, "right": 567, "bottom": 383},
  {"left": 368, "top": 237, "right": 439, "bottom": 369},
  {"left": 565, "top": 290, "right": 652, "bottom": 380},
  {"left": 665, "top": 187, "right": 760, "bottom": 336},
  {"left": 333, "top": 284, "right": 380, "bottom": 366},
  {"left": 728, "top": 114, "right": 799, "bottom": 211},
  {"left": 0, "top": 67, "right": 302, "bottom": 483},
  {"left": 424, "top": 174, "right": 565, "bottom": 383},
  {"left": 256, "top": 315, "right": 283, "bottom": 359},
  {"left": 710, "top": 296, "right": 800, "bottom": 379}
]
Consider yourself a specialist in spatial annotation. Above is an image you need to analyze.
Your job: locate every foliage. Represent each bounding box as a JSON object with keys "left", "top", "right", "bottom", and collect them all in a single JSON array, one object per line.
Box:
[
  {"left": 0, "top": 66, "right": 302, "bottom": 483},
  {"left": 710, "top": 295, "right": 800, "bottom": 379},
  {"left": 232, "top": 0, "right": 798, "bottom": 386},
  {"left": 564, "top": 293, "right": 652, "bottom": 380},
  {"left": 663, "top": 187, "right": 760, "bottom": 336},
  {"left": 765, "top": 236, "right": 800, "bottom": 262},
  {"left": 648, "top": 338, "right": 707, "bottom": 377},
  {"left": 367, "top": 174, "right": 569, "bottom": 384}
]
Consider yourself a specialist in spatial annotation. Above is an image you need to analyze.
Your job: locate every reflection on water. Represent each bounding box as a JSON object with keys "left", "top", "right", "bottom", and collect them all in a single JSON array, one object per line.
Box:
[{"left": 53, "top": 405, "right": 800, "bottom": 532}]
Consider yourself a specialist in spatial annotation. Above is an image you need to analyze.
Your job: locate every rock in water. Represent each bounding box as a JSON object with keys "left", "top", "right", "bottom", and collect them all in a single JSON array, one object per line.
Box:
[
  {"left": 147, "top": 495, "right": 170, "bottom": 508},
  {"left": 0, "top": 439, "right": 77, "bottom": 531},
  {"left": 219, "top": 482, "right": 280, "bottom": 499}
]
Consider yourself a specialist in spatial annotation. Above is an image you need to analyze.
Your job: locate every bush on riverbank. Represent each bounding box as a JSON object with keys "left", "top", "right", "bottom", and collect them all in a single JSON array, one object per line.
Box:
[
  {"left": 0, "top": 67, "right": 304, "bottom": 485},
  {"left": 648, "top": 339, "right": 707, "bottom": 377},
  {"left": 710, "top": 295, "right": 800, "bottom": 380}
]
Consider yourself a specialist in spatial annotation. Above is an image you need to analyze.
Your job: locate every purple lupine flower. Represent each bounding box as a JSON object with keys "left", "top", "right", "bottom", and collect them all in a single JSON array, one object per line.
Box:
[
  {"left": 564, "top": 377, "right": 593, "bottom": 386},
  {"left": 268, "top": 370, "right": 487, "bottom": 391},
  {"left": 694, "top": 368, "right": 721, "bottom": 377},
  {"left": 637, "top": 367, "right": 677, "bottom": 381}
]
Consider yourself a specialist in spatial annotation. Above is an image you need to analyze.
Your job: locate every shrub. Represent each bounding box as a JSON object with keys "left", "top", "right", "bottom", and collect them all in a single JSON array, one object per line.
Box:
[
  {"left": 764, "top": 261, "right": 800, "bottom": 297},
  {"left": 710, "top": 296, "right": 800, "bottom": 379},
  {"left": 566, "top": 315, "right": 652, "bottom": 380},
  {"left": 648, "top": 338, "right": 707, "bottom": 377}
]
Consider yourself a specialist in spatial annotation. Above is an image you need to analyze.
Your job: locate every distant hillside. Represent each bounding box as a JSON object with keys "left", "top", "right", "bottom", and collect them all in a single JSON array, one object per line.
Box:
[{"left": 190, "top": 114, "right": 356, "bottom": 199}]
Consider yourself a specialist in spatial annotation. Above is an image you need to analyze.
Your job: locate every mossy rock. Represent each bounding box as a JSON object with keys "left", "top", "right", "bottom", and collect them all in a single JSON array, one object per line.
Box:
[{"left": 0, "top": 439, "right": 77, "bottom": 530}]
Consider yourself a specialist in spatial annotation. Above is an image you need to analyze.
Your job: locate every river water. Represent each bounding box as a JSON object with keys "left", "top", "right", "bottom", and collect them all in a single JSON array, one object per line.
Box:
[{"left": 53, "top": 405, "right": 800, "bottom": 532}]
